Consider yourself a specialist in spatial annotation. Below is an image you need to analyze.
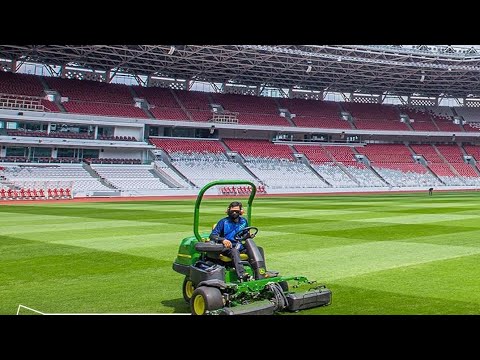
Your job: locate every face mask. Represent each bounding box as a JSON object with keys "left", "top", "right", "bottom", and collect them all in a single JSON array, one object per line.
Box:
[{"left": 228, "top": 210, "right": 240, "bottom": 219}]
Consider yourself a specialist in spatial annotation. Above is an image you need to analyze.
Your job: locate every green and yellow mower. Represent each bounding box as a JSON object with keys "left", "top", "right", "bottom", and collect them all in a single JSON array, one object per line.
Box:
[{"left": 172, "top": 180, "right": 332, "bottom": 315}]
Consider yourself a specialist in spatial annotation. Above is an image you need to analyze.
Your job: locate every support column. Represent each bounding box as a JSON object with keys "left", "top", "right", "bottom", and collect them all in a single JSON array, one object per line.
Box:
[{"left": 60, "top": 65, "right": 67, "bottom": 78}]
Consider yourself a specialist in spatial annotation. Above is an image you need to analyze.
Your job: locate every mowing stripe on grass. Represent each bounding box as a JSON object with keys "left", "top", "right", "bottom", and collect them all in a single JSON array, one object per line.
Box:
[
  {"left": 3, "top": 191, "right": 480, "bottom": 314},
  {"left": 268, "top": 240, "right": 480, "bottom": 282},
  {"left": 353, "top": 213, "right": 480, "bottom": 225}
]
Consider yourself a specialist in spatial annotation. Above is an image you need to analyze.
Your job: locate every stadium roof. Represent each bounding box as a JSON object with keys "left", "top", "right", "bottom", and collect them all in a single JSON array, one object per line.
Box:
[{"left": 2, "top": 45, "right": 480, "bottom": 98}]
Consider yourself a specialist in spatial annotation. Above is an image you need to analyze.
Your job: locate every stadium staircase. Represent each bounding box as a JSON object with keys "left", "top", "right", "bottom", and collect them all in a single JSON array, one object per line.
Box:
[
  {"left": 459, "top": 143, "right": 468, "bottom": 156},
  {"left": 460, "top": 145, "right": 480, "bottom": 176},
  {"left": 282, "top": 111, "right": 297, "bottom": 127},
  {"left": 148, "top": 168, "right": 182, "bottom": 188},
  {"left": 273, "top": 98, "right": 297, "bottom": 127},
  {"left": 151, "top": 165, "right": 185, "bottom": 188},
  {"left": 55, "top": 100, "right": 67, "bottom": 113},
  {"left": 333, "top": 160, "right": 361, "bottom": 185},
  {"left": 372, "top": 167, "right": 391, "bottom": 186},
  {"left": 397, "top": 111, "right": 415, "bottom": 130},
  {"left": 322, "top": 147, "right": 361, "bottom": 185},
  {"left": 451, "top": 109, "right": 468, "bottom": 132},
  {"left": 206, "top": 92, "right": 215, "bottom": 105},
  {"left": 405, "top": 142, "right": 419, "bottom": 157},
  {"left": 218, "top": 139, "right": 232, "bottom": 153},
  {"left": 296, "top": 152, "right": 332, "bottom": 186},
  {"left": 128, "top": 85, "right": 140, "bottom": 99},
  {"left": 82, "top": 163, "right": 118, "bottom": 189},
  {"left": 345, "top": 113, "right": 358, "bottom": 129},
  {"left": 449, "top": 107, "right": 467, "bottom": 132},
  {"left": 143, "top": 101, "right": 156, "bottom": 119},
  {"left": 336, "top": 104, "right": 355, "bottom": 129},
  {"left": 426, "top": 167, "right": 445, "bottom": 185},
  {"left": 38, "top": 76, "right": 65, "bottom": 112},
  {"left": 231, "top": 153, "right": 263, "bottom": 184},
  {"left": 406, "top": 144, "right": 446, "bottom": 185},
  {"left": 154, "top": 151, "right": 197, "bottom": 188},
  {"left": 129, "top": 86, "right": 155, "bottom": 119},
  {"left": 170, "top": 89, "right": 193, "bottom": 121},
  {"left": 428, "top": 114, "right": 442, "bottom": 131},
  {"left": 351, "top": 147, "right": 390, "bottom": 186},
  {"left": 471, "top": 160, "right": 480, "bottom": 177},
  {"left": 433, "top": 144, "right": 463, "bottom": 178},
  {"left": 37, "top": 76, "right": 50, "bottom": 92},
  {"left": 220, "top": 140, "right": 263, "bottom": 183},
  {"left": 395, "top": 106, "right": 414, "bottom": 131},
  {"left": 403, "top": 119, "right": 415, "bottom": 131}
]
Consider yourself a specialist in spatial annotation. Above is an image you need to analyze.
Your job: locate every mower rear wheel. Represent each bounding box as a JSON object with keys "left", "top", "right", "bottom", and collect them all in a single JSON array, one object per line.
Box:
[
  {"left": 182, "top": 277, "right": 195, "bottom": 303},
  {"left": 190, "top": 286, "right": 224, "bottom": 315}
]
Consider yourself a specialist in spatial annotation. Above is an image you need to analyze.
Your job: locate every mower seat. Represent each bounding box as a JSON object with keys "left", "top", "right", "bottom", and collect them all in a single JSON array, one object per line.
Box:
[
  {"left": 219, "top": 253, "right": 249, "bottom": 262},
  {"left": 195, "top": 241, "right": 249, "bottom": 262},
  {"left": 207, "top": 222, "right": 249, "bottom": 262}
]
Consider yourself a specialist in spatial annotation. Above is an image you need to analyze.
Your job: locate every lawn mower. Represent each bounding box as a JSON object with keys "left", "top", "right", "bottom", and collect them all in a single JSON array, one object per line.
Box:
[{"left": 172, "top": 180, "right": 332, "bottom": 315}]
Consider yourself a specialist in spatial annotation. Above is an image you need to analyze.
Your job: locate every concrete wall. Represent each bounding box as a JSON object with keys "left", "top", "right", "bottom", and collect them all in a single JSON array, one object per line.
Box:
[
  {"left": 100, "top": 148, "right": 143, "bottom": 159},
  {"left": 114, "top": 126, "right": 143, "bottom": 140}
]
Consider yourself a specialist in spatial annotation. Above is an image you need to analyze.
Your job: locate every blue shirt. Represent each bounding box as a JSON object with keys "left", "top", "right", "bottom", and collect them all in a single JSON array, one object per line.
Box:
[{"left": 210, "top": 216, "right": 248, "bottom": 249}]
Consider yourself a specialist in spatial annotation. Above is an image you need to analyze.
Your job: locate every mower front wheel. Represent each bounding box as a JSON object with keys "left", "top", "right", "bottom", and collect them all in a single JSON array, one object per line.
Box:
[
  {"left": 182, "top": 277, "right": 195, "bottom": 303},
  {"left": 190, "top": 286, "right": 224, "bottom": 315}
]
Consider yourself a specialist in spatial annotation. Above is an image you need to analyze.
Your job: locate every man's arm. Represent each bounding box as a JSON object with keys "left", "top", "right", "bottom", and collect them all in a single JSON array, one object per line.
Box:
[
  {"left": 209, "top": 220, "right": 225, "bottom": 243},
  {"left": 210, "top": 220, "right": 232, "bottom": 248}
]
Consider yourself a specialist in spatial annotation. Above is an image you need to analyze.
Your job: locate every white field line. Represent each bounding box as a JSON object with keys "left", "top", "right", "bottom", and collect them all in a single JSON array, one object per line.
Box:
[
  {"left": 17, "top": 304, "right": 189, "bottom": 315},
  {"left": 16, "top": 304, "right": 45, "bottom": 315}
]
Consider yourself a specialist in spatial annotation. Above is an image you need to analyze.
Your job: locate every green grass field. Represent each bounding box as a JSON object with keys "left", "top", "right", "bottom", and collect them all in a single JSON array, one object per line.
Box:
[{"left": 2, "top": 191, "right": 480, "bottom": 315}]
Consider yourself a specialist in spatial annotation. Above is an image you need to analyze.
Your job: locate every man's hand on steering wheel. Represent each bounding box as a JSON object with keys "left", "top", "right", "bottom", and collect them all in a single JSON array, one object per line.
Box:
[{"left": 233, "top": 226, "right": 259, "bottom": 243}]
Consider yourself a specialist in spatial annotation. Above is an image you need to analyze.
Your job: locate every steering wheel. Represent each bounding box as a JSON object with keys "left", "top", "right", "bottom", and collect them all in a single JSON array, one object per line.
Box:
[{"left": 233, "top": 226, "right": 259, "bottom": 242}]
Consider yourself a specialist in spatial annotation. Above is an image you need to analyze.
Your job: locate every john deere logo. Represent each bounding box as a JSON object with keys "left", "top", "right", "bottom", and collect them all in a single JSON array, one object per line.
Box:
[{"left": 259, "top": 268, "right": 266, "bottom": 274}]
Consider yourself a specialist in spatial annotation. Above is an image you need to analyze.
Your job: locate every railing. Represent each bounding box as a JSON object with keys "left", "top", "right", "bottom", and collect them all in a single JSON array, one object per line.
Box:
[
  {"left": 209, "top": 111, "right": 239, "bottom": 124},
  {"left": 219, "top": 185, "right": 267, "bottom": 195},
  {"left": 0, "top": 93, "right": 48, "bottom": 111}
]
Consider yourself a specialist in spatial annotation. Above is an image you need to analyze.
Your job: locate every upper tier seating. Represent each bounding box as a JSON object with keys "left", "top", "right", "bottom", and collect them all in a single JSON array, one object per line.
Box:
[
  {"left": 343, "top": 102, "right": 408, "bottom": 131},
  {"left": 223, "top": 139, "right": 294, "bottom": 160},
  {"left": 278, "top": 98, "right": 350, "bottom": 129},
  {"left": 63, "top": 101, "right": 148, "bottom": 118},
  {"left": 355, "top": 144, "right": 415, "bottom": 164},
  {"left": 149, "top": 138, "right": 225, "bottom": 154},
  {"left": 209, "top": 93, "right": 290, "bottom": 126},
  {"left": 0, "top": 72, "right": 45, "bottom": 97},
  {"left": 45, "top": 77, "right": 135, "bottom": 104}
]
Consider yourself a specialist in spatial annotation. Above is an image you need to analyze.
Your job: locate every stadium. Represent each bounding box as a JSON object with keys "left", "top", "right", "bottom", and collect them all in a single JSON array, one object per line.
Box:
[{"left": 2, "top": 44, "right": 480, "bottom": 314}]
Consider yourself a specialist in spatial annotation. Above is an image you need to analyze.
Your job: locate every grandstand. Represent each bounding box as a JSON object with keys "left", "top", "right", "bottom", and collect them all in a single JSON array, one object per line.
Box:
[{"left": 2, "top": 45, "right": 480, "bottom": 199}]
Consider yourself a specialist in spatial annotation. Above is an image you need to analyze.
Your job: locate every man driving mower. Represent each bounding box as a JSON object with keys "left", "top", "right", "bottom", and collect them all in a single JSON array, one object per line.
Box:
[{"left": 209, "top": 201, "right": 251, "bottom": 282}]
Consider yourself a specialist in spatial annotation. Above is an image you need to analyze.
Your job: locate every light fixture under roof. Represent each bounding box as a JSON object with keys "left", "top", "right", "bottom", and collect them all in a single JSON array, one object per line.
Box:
[
  {"left": 168, "top": 46, "right": 176, "bottom": 55},
  {"left": 306, "top": 65, "right": 312, "bottom": 73}
]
